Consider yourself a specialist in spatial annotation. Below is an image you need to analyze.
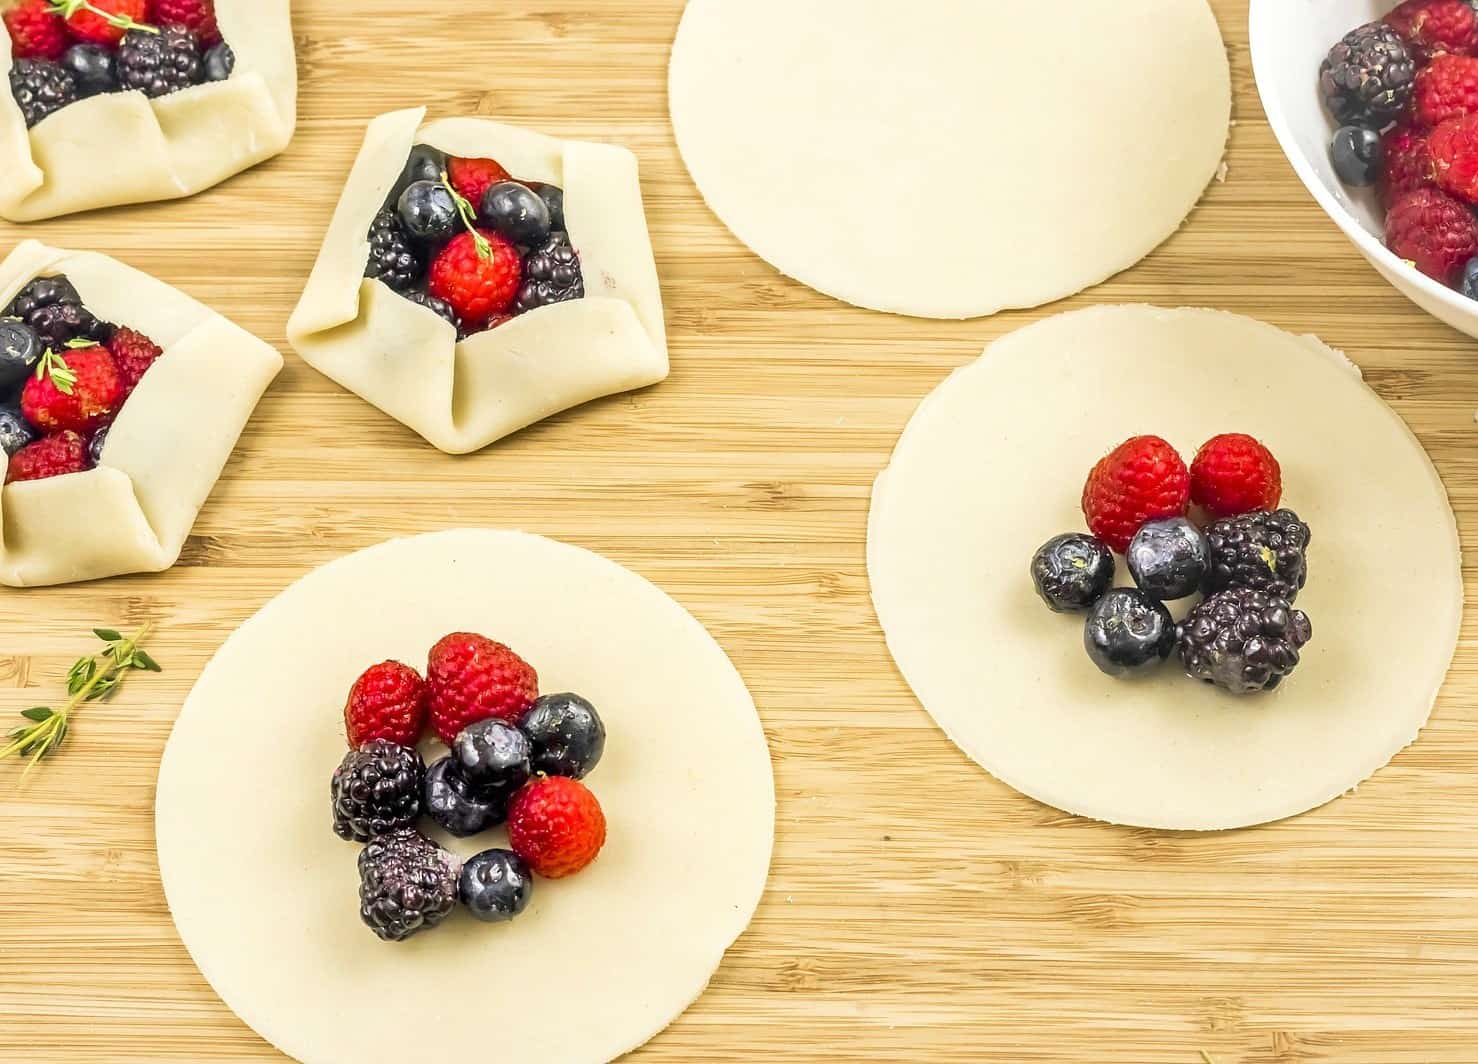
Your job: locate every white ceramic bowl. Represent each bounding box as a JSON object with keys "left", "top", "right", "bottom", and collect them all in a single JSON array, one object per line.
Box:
[{"left": 1250, "top": 0, "right": 1478, "bottom": 337}]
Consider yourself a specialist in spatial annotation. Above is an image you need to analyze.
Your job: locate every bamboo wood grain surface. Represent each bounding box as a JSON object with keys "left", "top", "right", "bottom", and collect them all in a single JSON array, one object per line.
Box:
[{"left": 1, "top": 1, "right": 1476, "bottom": 1061}]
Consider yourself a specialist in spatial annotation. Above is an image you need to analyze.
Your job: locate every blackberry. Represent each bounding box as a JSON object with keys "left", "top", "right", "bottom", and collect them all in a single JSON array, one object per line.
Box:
[
  {"left": 117, "top": 25, "right": 202, "bottom": 99},
  {"left": 330, "top": 740, "right": 425, "bottom": 843},
  {"left": 365, "top": 210, "right": 422, "bottom": 293},
  {"left": 358, "top": 828, "right": 460, "bottom": 942},
  {"left": 515, "top": 232, "right": 584, "bottom": 313},
  {"left": 5, "top": 276, "right": 110, "bottom": 347},
  {"left": 1204, "top": 509, "right": 1311, "bottom": 601},
  {"left": 402, "top": 290, "right": 462, "bottom": 335},
  {"left": 1320, "top": 22, "right": 1415, "bottom": 128},
  {"left": 10, "top": 59, "right": 78, "bottom": 128},
  {"left": 1177, "top": 586, "right": 1313, "bottom": 696}
]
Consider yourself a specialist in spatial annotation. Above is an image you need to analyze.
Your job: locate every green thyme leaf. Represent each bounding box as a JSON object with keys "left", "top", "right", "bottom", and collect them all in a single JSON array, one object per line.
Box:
[
  {"left": 93, "top": 628, "right": 122, "bottom": 642},
  {"left": 20, "top": 707, "right": 52, "bottom": 722},
  {"left": 132, "top": 650, "right": 161, "bottom": 673}
]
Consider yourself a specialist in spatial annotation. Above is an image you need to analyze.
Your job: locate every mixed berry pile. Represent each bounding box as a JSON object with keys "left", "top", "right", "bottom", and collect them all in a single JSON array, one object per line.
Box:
[
  {"left": 1031, "top": 433, "right": 1314, "bottom": 697},
  {"left": 1316, "top": 0, "right": 1478, "bottom": 296},
  {"left": 0, "top": 274, "right": 162, "bottom": 483},
  {"left": 330, "top": 632, "right": 609, "bottom": 942},
  {"left": 366, "top": 144, "right": 584, "bottom": 338},
  {"left": 5, "top": 0, "right": 233, "bottom": 128}
]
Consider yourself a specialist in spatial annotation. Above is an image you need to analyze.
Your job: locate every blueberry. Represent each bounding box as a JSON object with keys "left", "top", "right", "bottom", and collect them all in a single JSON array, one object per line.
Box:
[
  {"left": 529, "top": 182, "right": 565, "bottom": 231},
  {"left": 459, "top": 848, "right": 533, "bottom": 923},
  {"left": 1084, "top": 588, "right": 1176, "bottom": 678},
  {"left": 88, "top": 425, "right": 108, "bottom": 466},
  {"left": 479, "top": 181, "right": 552, "bottom": 247},
  {"left": 1331, "top": 125, "right": 1382, "bottom": 186},
  {"left": 1030, "top": 533, "right": 1115, "bottom": 613},
  {"left": 397, "top": 180, "right": 458, "bottom": 242},
  {"left": 387, "top": 144, "right": 447, "bottom": 211},
  {"left": 1461, "top": 257, "right": 1478, "bottom": 301},
  {"left": 0, "top": 402, "right": 36, "bottom": 457},
  {"left": 1126, "top": 517, "right": 1209, "bottom": 601},
  {"left": 0, "top": 318, "right": 42, "bottom": 393},
  {"left": 451, "top": 719, "right": 532, "bottom": 794},
  {"left": 519, "top": 693, "right": 606, "bottom": 779},
  {"left": 62, "top": 44, "right": 117, "bottom": 97},
  {"left": 202, "top": 42, "right": 234, "bottom": 83},
  {"left": 424, "top": 756, "right": 506, "bottom": 837}
]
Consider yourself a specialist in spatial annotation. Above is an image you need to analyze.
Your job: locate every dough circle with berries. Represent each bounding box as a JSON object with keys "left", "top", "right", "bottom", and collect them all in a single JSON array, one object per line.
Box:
[
  {"left": 867, "top": 306, "right": 1462, "bottom": 830},
  {"left": 667, "top": 0, "right": 1231, "bottom": 319},
  {"left": 156, "top": 530, "right": 774, "bottom": 1064}
]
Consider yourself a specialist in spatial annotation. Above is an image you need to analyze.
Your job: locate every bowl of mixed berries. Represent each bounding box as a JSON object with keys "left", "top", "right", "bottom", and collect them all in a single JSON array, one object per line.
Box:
[{"left": 1252, "top": 0, "right": 1478, "bottom": 338}]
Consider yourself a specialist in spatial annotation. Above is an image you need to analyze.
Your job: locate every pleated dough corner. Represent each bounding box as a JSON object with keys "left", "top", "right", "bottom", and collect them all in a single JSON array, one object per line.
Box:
[
  {"left": 288, "top": 108, "right": 669, "bottom": 455},
  {"left": 0, "top": 241, "right": 282, "bottom": 587},
  {"left": 0, "top": 0, "right": 296, "bottom": 222}
]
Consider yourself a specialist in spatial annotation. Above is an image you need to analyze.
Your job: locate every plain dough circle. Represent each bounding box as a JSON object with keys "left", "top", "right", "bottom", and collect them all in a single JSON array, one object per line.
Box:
[
  {"left": 668, "top": 0, "right": 1231, "bottom": 319},
  {"left": 156, "top": 530, "right": 775, "bottom": 1063},
  {"left": 868, "top": 306, "right": 1463, "bottom": 830}
]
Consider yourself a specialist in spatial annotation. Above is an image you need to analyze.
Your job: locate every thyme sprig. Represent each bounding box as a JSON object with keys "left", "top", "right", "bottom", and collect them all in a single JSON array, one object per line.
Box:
[
  {"left": 49, "top": 0, "right": 158, "bottom": 34},
  {"left": 440, "top": 170, "right": 493, "bottom": 260},
  {"left": 1, "top": 626, "right": 160, "bottom": 780}
]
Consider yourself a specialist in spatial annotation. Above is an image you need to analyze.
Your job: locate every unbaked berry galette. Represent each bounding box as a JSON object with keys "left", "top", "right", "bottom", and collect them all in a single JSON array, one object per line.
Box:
[{"left": 288, "top": 108, "right": 668, "bottom": 455}]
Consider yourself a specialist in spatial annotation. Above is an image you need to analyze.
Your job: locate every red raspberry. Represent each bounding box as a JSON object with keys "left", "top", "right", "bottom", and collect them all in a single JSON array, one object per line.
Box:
[
  {"left": 152, "top": 0, "right": 220, "bottom": 46},
  {"left": 446, "top": 156, "right": 512, "bottom": 208},
  {"left": 426, "top": 633, "right": 538, "bottom": 745},
  {"left": 507, "top": 776, "right": 606, "bottom": 879},
  {"left": 1414, "top": 53, "right": 1478, "bottom": 127},
  {"left": 427, "top": 231, "right": 522, "bottom": 329},
  {"left": 105, "top": 326, "right": 163, "bottom": 400},
  {"left": 1387, "top": 0, "right": 1478, "bottom": 63},
  {"left": 1386, "top": 186, "right": 1478, "bottom": 283},
  {"left": 21, "top": 346, "right": 122, "bottom": 434},
  {"left": 1429, "top": 112, "right": 1478, "bottom": 200},
  {"left": 1189, "top": 434, "right": 1283, "bottom": 519},
  {"left": 5, "top": 430, "right": 88, "bottom": 484},
  {"left": 57, "top": 0, "right": 149, "bottom": 47},
  {"left": 344, "top": 661, "right": 428, "bottom": 748},
  {"left": 1381, "top": 124, "right": 1437, "bottom": 209},
  {"left": 1081, "top": 435, "right": 1190, "bottom": 555},
  {"left": 4, "top": 0, "right": 70, "bottom": 60}
]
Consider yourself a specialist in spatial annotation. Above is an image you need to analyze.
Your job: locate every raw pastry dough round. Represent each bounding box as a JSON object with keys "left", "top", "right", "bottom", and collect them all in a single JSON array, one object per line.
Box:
[
  {"left": 156, "top": 531, "right": 774, "bottom": 1063},
  {"left": 668, "top": 0, "right": 1231, "bottom": 319},
  {"left": 868, "top": 306, "right": 1462, "bottom": 830}
]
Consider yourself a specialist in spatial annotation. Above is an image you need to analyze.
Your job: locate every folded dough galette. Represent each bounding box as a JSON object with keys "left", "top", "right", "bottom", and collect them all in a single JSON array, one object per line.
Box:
[
  {"left": 0, "top": 240, "right": 281, "bottom": 587},
  {"left": 0, "top": 0, "right": 296, "bottom": 222},
  {"left": 288, "top": 108, "right": 668, "bottom": 455}
]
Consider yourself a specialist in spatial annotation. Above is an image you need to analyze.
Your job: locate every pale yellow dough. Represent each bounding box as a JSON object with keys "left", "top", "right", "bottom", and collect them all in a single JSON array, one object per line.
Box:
[
  {"left": 669, "top": 0, "right": 1231, "bottom": 319},
  {"left": 0, "top": 0, "right": 296, "bottom": 222},
  {"left": 156, "top": 530, "right": 775, "bottom": 1064},
  {"left": 868, "top": 307, "right": 1463, "bottom": 830},
  {"left": 0, "top": 241, "right": 281, "bottom": 587},
  {"left": 288, "top": 109, "right": 668, "bottom": 454}
]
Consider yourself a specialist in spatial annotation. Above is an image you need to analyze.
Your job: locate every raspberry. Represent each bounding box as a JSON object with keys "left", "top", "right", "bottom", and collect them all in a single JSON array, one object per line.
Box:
[
  {"left": 1381, "top": 124, "right": 1437, "bottom": 209},
  {"left": 1189, "top": 434, "right": 1283, "bottom": 519},
  {"left": 152, "top": 0, "right": 220, "bottom": 46},
  {"left": 427, "top": 231, "right": 523, "bottom": 329},
  {"left": 1080, "top": 435, "right": 1190, "bottom": 555},
  {"left": 507, "top": 776, "right": 607, "bottom": 879},
  {"left": 1385, "top": 186, "right": 1478, "bottom": 282},
  {"left": 446, "top": 156, "right": 512, "bottom": 208},
  {"left": 344, "top": 661, "right": 428, "bottom": 748},
  {"left": 58, "top": 0, "right": 149, "bottom": 47},
  {"left": 20, "top": 346, "right": 121, "bottom": 434},
  {"left": 4, "top": 430, "right": 87, "bottom": 484},
  {"left": 1414, "top": 53, "right": 1478, "bottom": 127},
  {"left": 1387, "top": 0, "right": 1478, "bottom": 63},
  {"left": 4, "top": 0, "right": 70, "bottom": 61},
  {"left": 1429, "top": 111, "right": 1478, "bottom": 200},
  {"left": 105, "top": 326, "right": 162, "bottom": 399},
  {"left": 425, "top": 633, "right": 538, "bottom": 745}
]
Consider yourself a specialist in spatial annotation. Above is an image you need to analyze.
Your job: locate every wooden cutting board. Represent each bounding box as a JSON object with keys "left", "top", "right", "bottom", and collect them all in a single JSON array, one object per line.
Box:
[{"left": 2, "top": 2, "right": 1476, "bottom": 1061}]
